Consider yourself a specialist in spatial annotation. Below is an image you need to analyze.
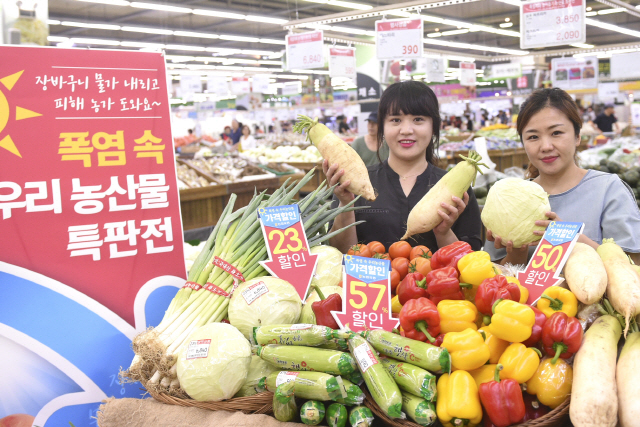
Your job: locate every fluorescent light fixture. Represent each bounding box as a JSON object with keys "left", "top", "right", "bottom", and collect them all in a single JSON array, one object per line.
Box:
[
  {"left": 499, "top": 22, "right": 513, "bottom": 28},
  {"left": 61, "top": 21, "right": 121, "bottom": 30},
  {"left": 258, "top": 60, "right": 284, "bottom": 65},
  {"left": 427, "top": 32, "right": 443, "bottom": 37},
  {"left": 441, "top": 29, "right": 470, "bottom": 36},
  {"left": 71, "top": 37, "right": 121, "bottom": 45},
  {"left": 47, "top": 19, "right": 61, "bottom": 25},
  {"left": 76, "top": 0, "right": 131, "bottom": 5},
  {"left": 48, "top": 36, "right": 70, "bottom": 42},
  {"left": 586, "top": 18, "right": 640, "bottom": 38},
  {"left": 424, "top": 38, "right": 529, "bottom": 55},
  {"left": 586, "top": 11, "right": 597, "bottom": 16},
  {"left": 240, "top": 49, "right": 278, "bottom": 55},
  {"left": 245, "top": 15, "right": 288, "bottom": 24},
  {"left": 259, "top": 38, "right": 286, "bottom": 45},
  {"left": 327, "top": 25, "right": 375, "bottom": 36},
  {"left": 130, "top": 2, "right": 192, "bottom": 13},
  {"left": 421, "top": 15, "right": 445, "bottom": 24},
  {"left": 570, "top": 43, "right": 595, "bottom": 48},
  {"left": 493, "top": 0, "right": 521, "bottom": 7},
  {"left": 165, "top": 44, "right": 207, "bottom": 51},
  {"left": 598, "top": 8, "right": 625, "bottom": 14},
  {"left": 327, "top": 0, "right": 373, "bottom": 10},
  {"left": 219, "top": 35, "right": 260, "bottom": 42},
  {"left": 469, "top": 24, "right": 519, "bottom": 37},
  {"left": 121, "top": 41, "right": 165, "bottom": 48},
  {"left": 192, "top": 9, "right": 246, "bottom": 19},
  {"left": 166, "top": 55, "right": 196, "bottom": 62},
  {"left": 121, "top": 25, "right": 173, "bottom": 35},
  {"left": 174, "top": 30, "right": 219, "bottom": 39},
  {"left": 207, "top": 47, "right": 242, "bottom": 54}
]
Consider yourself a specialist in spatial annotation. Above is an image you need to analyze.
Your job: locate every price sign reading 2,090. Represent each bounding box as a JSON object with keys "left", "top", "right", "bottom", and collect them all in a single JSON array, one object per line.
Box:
[
  {"left": 332, "top": 255, "right": 399, "bottom": 333},
  {"left": 258, "top": 205, "right": 318, "bottom": 300}
]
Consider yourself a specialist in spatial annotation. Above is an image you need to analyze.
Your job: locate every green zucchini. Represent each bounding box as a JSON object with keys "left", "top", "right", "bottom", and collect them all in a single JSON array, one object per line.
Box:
[
  {"left": 349, "top": 406, "right": 374, "bottom": 427},
  {"left": 263, "top": 371, "right": 342, "bottom": 401},
  {"left": 381, "top": 358, "right": 436, "bottom": 401},
  {"left": 401, "top": 392, "right": 437, "bottom": 426},
  {"left": 253, "top": 324, "right": 335, "bottom": 346},
  {"left": 273, "top": 381, "right": 297, "bottom": 422},
  {"left": 300, "top": 400, "right": 325, "bottom": 425},
  {"left": 257, "top": 344, "right": 357, "bottom": 376},
  {"left": 326, "top": 403, "right": 348, "bottom": 427},
  {"left": 335, "top": 378, "right": 365, "bottom": 406}
]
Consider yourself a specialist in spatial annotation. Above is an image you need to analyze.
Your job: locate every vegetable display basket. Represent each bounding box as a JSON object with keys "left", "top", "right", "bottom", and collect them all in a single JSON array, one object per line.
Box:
[{"left": 147, "top": 389, "right": 275, "bottom": 415}]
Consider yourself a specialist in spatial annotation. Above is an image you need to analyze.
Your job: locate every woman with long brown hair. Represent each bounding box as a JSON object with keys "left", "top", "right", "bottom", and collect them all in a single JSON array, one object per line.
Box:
[{"left": 486, "top": 87, "right": 640, "bottom": 265}]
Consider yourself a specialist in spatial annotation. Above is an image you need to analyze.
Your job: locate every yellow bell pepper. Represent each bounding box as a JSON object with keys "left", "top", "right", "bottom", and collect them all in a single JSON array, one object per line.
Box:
[
  {"left": 458, "top": 251, "right": 496, "bottom": 286},
  {"left": 438, "top": 300, "right": 478, "bottom": 334},
  {"left": 498, "top": 343, "right": 542, "bottom": 384},
  {"left": 536, "top": 286, "right": 578, "bottom": 318},
  {"left": 479, "top": 329, "right": 509, "bottom": 364},
  {"left": 468, "top": 364, "right": 498, "bottom": 389},
  {"left": 505, "top": 276, "right": 529, "bottom": 304},
  {"left": 526, "top": 358, "right": 573, "bottom": 409},
  {"left": 488, "top": 300, "right": 535, "bottom": 343},
  {"left": 391, "top": 295, "right": 402, "bottom": 315},
  {"left": 436, "top": 371, "right": 483, "bottom": 427},
  {"left": 442, "top": 329, "right": 490, "bottom": 371}
]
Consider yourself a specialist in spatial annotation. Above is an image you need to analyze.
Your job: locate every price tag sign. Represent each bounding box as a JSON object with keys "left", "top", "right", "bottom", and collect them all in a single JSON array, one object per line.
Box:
[
  {"left": 520, "top": 0, "right": 586, "bottom": 49},
  {"left": 329, "top": 47, "right": 357, "bottom": 81},
  {"left": 258, "top": 205, "right": 318, "bottom": 300},
  {"left": 180, "top": 73, "right": 202, "bottom": 94},
  {"left": 331, "top": 255, "right": 399, "bottom": 332},
  {"left": 460, "top": 62, "right": 477, "bottom": 87},
  {"left": 286, "top": 30, "right": 324, "bottom": 70},
  {"left": 231, "top": 77, "right": 250, "bottom": 94},
  {"left": 207, "top": 76, "right": 229, "bottom": 95},
  {"left": 375, "top": 19, "right": 423, "bottom": 60},
  {"left": 252, "top": 74, "right": 271, "bottom": 93},
  {"left": 516, "top": 221, "right": 584, "bottom": 304}
]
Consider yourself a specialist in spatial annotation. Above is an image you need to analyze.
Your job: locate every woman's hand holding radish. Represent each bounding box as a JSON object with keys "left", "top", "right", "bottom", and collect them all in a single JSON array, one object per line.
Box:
[
  {"left": 433, "top": 193, "right": 468, "bottom": 236},
  {"left": 323, "top": 160, "right": 354, "bottom": 206}
]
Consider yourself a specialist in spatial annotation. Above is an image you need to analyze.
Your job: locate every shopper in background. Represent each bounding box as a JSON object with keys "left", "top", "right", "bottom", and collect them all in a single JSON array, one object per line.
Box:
[
  {"left": 464, "top": 114, "right": 474, "bottom": 131},
  {"left": 497, "top": 110, "right": 509, "bottom": 125},
  {"left": 220, "top": 126, "right": 232, "bottom": 141},
  {"left": 593, "top": 103, "right": 619, "bottom": 134},
  {"left": 238, "top": 125, "right": 257, "bottom": 152},
  {"left": 326, "top": 80, "right": 482, "bottom": 253},
  {"left": 350, "top": 111, "right": 389, "bottom": 166},
  {"left": 229, "top": 119, "right": 243, "bottom": 145},
  {"left": 486, "top": 88, "right": 640, "bottom": 265},
  {"left": 337, "top": 115, "right": 351, "bottom": 134}
]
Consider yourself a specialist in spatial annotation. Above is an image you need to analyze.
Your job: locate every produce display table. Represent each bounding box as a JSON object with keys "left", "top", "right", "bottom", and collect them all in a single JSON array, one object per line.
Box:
[{"left": 441, "top": 148, "right": 528, "bottom": 172}]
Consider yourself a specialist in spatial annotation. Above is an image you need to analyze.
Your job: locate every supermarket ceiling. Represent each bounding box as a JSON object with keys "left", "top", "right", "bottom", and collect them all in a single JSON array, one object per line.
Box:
[{"left": 47, "top": 0, "right": 640, "bottom": 79}]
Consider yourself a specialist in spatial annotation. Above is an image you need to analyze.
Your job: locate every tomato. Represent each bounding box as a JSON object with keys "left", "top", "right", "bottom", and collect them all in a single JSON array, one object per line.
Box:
[
  {"left": 389, "top": 241, "right": 411, "bottom": 260},
  {"left": 390, "top": 268, "right": 401, "bottom": 293},
  {"left": 410, "top": 245, "right": 432, "bottom": 261},
  {"left": 367, "top": 241, "right": 386, "bottom": 254},
  {"left": 373, "top": 252, "right": 391, "bottom": 260},
  {"left": 391, "top": 257, "right": 410, "bottom": 279},
  {"left": 347, "top": 244, "right": 372, "bottom": 257},
  {"left": 409, "top": 257, "right": 432, "bottom": 276}
]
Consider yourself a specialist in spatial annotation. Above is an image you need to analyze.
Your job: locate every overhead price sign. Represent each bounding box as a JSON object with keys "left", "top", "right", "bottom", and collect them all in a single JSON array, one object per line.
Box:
[
  {"left": 460, "top": 62, "right": 477, "bottom": 87},
  {"left": 375, "top": 19, "right": 423, "bottom": 60},
  {"left": 520, "top": 0, "right": 586, "bottom": 49},
  {"left": 551, "top": 56, "right": 598, "bottom": 90},
  {"left": 252, "top": 74, "right": 271, "bottom": 94},
  {"left": 516, "top": 222, "right": 584, "bottom": 304},
  {"left": 332, "top": 256, "right": 398, "bottom": 332},
  {"left": 207, "top": 76, "right": 228, "bottom": 95},
  {"left": 329, "top": 47, "right": 357, "bottom": 81},
  {"left": 258, "top": 205, "right": 318, "bottom": 300},
  {"left": 286, "top": 30, "right": 324, "bottom": 70}
]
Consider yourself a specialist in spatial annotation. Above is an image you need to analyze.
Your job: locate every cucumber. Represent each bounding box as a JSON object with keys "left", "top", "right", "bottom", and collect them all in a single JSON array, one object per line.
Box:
[
  {"left": 335, "top": 378, "right": 365, "bottom": 406},
  {"left": 381, "top": 358, "right": 437, "bottom": 401},
  {"left": 257, "top": 344, "right": 357, "bottom": 376},
  {"left": 402, "top": 392, "right": 437, "bottom": 426},
  {"left": 253, "top": 324, "right": 334, "bottom": 346},
  {"left": 273, "top": 381, "right": 297, "bottom": 422},
  {"left": 348, "top": 334, "right": 404, "bottom": 419},
  {"left": 264, "top": 371, "right": 342, "bottom": 401},
  {"left": 349, "top": 406, "right": 374, "bottom": 427},
  {"left": 364, "top": 330, "right": 451, "bottom": 374},
  {"left": 326, "top": 403, "right": 348, "bottom": 427},
  {"left": 300, "top": 400, "right": 325, "bottom": 425}
]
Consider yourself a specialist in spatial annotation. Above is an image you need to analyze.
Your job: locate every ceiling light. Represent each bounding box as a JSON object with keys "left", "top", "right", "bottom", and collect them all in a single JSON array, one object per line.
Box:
[
  {"left": 421, "top": 15, "right": 445, "bottom": 24},
  {"left": 424, "top": 38, "right": 529, "bottom": 55},
  {"left": 121, "top": 25, "right": 173, "bottom": 35},
  {"left": 76, "top": 0, "right": 131, "bottom": 5},
  {"left": 207, "top": 48, "right": 242, "bottom": 54},
  {"left": 130, "top": 2, "right": 191, "bottom": 13},
  {"left": 587, "top": 6, "right": 592, "bottom": 11},
  {"left": 245, "top": 15, "right": 288, "bottom": 24},
  {"left": 500, "top": 22, "right": 513, "bottom": 28},
  {"left": 427, "top": 32, "right": 443, "bottom": 37},
  {"left": 241, "top": 49, "right": 278, "bottom": 55},
  {"left": 61, "top": 21, "right": 121, "bottom": 30},
  {"left": 441, "top": 29, "right": 470, "bottom": 36},
  {"left": 220, "top": 35, "right": 260, "bottom": 42},
  {"left": 493, "top": 0, "right": 521, "bottom": 6},
  {"left": 570, "top": 43, "right": 595, "bottom": 48},
  {"left": 166, "top": 55, "right": 195, "bottom": 62},
  {"left": 469, "top": 24, "right": 519, "bottom": 37},
  {"left": 327, "top": 0, "right": 373, "bottom": 10},
  {"left": 48, "top": 36, "right": 70, "bottom": 42},
  {"left": 120, "top": 41, "right": 165, "bottom": 49},
  {"left": 258, "top": 60, "right": 284, "bottom": 65},
  {"left": 259, "top": 38, "right": 286, "bottom": 45},
  {"left": 586, "top": 18, "right": 640, "bottom": 38},
  {"left": 586, "top": 11, "right": 598, "bottom": 15},
  {"left": 598, "top": 8, "right": 625, "bottom": 14},
  {"left": 71, "top": 37, "right": 121, "bottom": 46},
  {"left": 192, "top": 9, "right": 246, "bottom": 19},
  {"left": 165, "top": 44, "right": 206, "bottom": 51},
  {"left": 47, "top": 19, "right": 60, "bottom": 25},
  {"left": 505, "top": 17, "right": 511, "bottom": 22},
  {"left": 174, "top": 30, "right": 219, "bottom": 39}
]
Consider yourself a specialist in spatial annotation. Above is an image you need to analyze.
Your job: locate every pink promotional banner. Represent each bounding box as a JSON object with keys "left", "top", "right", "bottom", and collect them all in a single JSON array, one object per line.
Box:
[{"left": 0, "top": 46, "right": 185, "bottom": 427}]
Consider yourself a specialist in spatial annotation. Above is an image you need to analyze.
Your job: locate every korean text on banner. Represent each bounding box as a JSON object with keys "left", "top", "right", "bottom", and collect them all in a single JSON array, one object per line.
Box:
[
  {"left": 286, "top": 30, "right": 324, "bottom": 70},
  {"left": 520, "top": 0, "right": 586, "bottom": 49},
  {"left": 460, "top": 62, "right": 477, "bottom": 87},
  {"left": 329, "top": 47, "right": 357, "bottom": 81},
  {"left": 375, "top": 19, "right": 423, "bottom": 60},
  {"left": 551, "top": 56, "right": 598, "bottom": 90},
  {"left": 0, "top": 46, "right": 186, "bottom": 427}
]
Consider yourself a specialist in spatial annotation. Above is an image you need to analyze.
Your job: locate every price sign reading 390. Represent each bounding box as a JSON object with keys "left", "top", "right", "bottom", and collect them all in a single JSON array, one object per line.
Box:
[{"left": 375, "top": 18, "right": 423, "bottom": 60}]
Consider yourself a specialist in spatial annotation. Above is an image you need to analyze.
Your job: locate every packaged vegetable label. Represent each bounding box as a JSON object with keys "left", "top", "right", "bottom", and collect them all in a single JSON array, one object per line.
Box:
[
  {"left": 185, "top": 339, "right": 211, "bottom": 360},
  {"left": 353, "top": 343, "right": 378, "bottom": 372},
  {"left": 242, "top": 282, "right": 269, "bottom": 305},
  {"left": 203, "top": 282, "right": 230, "bottom": 297},
  {"left": 290, "top": 324, "right": 313, "bottom": 330},
  {"left": 214, "top": 256, "right": 245, "bottom": 282},
  {"left": 276, "top": 371, "right": 300, "bottom": 387},
  {"left": 182, "top": 281, "right": 202, "bottom": 291}
]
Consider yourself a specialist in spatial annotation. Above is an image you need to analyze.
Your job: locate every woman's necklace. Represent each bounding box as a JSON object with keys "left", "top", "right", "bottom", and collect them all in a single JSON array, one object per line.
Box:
[{"left": 399, "top": 172, "right": 422, "bottom": 180}]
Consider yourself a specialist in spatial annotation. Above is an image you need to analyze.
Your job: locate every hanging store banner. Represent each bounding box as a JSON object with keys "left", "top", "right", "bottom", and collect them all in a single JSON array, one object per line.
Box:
[
  {"left": 180, "top": 73, "right": 202, "bottom": 95},
  {"left": 483, "top": 63, "right": 523, "bottom": 79},
  {"left": 610, "top": 52, "right": 640, "bottom": 80},
  {"left": 286, "top": 30, "right": 324, "bottom": 70},
  {"left": 460, "top": 62, "right": 477, "bottom": 87},
  {"left": 0, "top": 46, "right": 185, "bottom": 427},
  {"left": 329, "top": 46, "right": 357, "bottom": 81},
  {"left": 375, "top": 19, "right": 423, "bottom": 60},
  {"left": 231, "top": 77, "right": 251, "bottom": 94},
  {"left": 520, "top": 0, "right": 586, "bottom": 49},
  {"left": 551, "top": 56, "right": 598, "bottom": 90},
  {"left": 598, "top": 82, "right": 620, "bottom": 101},
  {"left": 207, "top": 76, "right": 229, "bottom": 95},
  {"left": 424, "top": 56, "right": 447, "bottom": 83}
]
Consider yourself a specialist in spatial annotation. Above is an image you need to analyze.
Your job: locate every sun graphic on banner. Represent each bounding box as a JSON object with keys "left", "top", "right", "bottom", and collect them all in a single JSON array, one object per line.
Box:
[{"left": 0, "top": 70, "right": 42, "bottom": 158}]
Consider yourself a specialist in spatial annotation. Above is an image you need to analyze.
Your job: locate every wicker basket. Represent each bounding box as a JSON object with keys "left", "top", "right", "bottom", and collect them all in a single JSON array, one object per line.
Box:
[
  {"left": 364, "top": 389, "right": 570, "bottom": 427},
  {"left": 147, "top": 389, "right": 275, "bottom": 415}
]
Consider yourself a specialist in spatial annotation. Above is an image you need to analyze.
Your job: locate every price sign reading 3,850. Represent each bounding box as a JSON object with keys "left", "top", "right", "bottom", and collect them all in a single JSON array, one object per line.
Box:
[{"left": 520, "top": 0, "right": 586, "bottom": 49}]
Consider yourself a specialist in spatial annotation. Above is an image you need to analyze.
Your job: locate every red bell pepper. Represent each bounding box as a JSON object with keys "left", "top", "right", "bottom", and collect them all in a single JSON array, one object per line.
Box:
[
  {"left": 522, "top": 306, "right": 547, "bottom": 348},
  {"left": 398, "top": 297, "right": 441, "bottom": 343},
  {"left": 430, "top": 241, "right": 473, "bottom": 270},
  {"left": 541, "top": 312, "right": 583, "bottom": 364},
  {"left": 521, "top": 393, "right": 550, "bottom": 422},
  {"left": 311, "top": 285, "right": 341, "bottom": 329},
  {"left": 475, "top": 276, "right": 521, "bottom": 322},
  {"left": 479, "top": 364, "right": 526, "bottom": 427},
  {"left": 432, "top": 333, "right": 445, "bottom": 347},
  {"left": 425, "top": 266, "right": 469, "bottom": 305},
  {"left": 396, "top": 272, "right": 428, "bottom": 305}
]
